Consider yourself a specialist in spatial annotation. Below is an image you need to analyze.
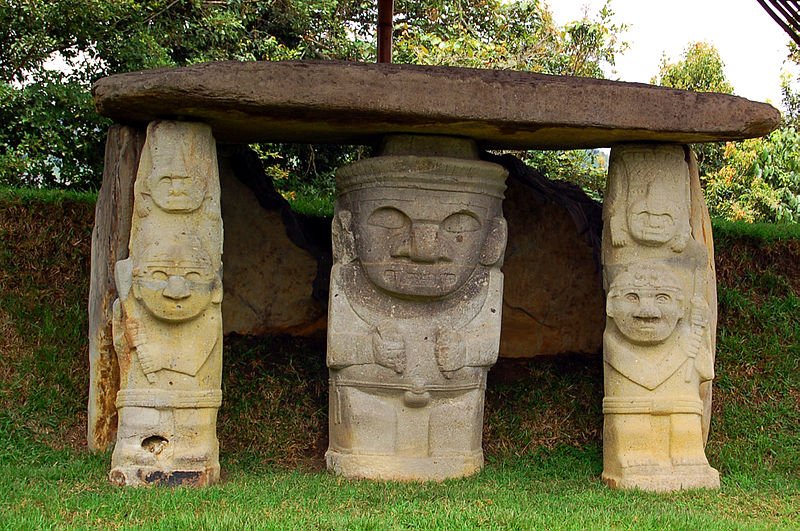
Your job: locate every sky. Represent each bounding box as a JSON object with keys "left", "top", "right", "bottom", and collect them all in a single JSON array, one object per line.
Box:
[{"left": 548, "top": 0, "right": 796, "bottom": 108}]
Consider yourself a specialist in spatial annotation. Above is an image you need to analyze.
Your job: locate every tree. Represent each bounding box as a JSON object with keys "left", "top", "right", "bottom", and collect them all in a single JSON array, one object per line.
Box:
[
  {"left": 651, "top": 41, "right": 734, "bottom": 94},
  {"left": 651, "top": 41, "right": 734, "bottom": 176},
  {"left": 704, "top": 127, "right": 800, "bottom": 223}
]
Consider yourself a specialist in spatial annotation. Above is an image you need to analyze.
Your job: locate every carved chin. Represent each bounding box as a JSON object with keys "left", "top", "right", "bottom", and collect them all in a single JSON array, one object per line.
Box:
[
  {"left": 615, "top": 321, "right": 677, "bottom": 345},
  {"left": 151, "top": 195, "right": 203, "bottom": 212},
  {"left": 138, "top": 295, "right": 211, "bottom": 322},
  {"left": 363, "top": 263, "right": 475, "bottom": 298},
  {"left": 630, "top": 228, "right": 675, "bottom": 245}
]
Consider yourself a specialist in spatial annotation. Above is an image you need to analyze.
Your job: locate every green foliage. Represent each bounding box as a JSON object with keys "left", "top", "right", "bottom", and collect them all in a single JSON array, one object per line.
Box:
[
  {"left": 393, "top": 0, "right": 626, "bottom": 77},
  {"left": 704, "top": 127, "right": 800, "bottom": 223},
  {"left": 0, "top": 72, "right": 109, "bottom": 190},
  {"left": 779, "top": 43, "right": 800, "bottom": 129},
  {"left": 0, "top": 184, "right": 96, "bottom": 203},
  {"left": 522, "top": 149, "right": 608, "bottom": 201},
  {"left": 651, "top": 42, "right": 734, "bottom": 94},
  {"left": 712, "top": 218, "right": 800, "bottom": 241}
]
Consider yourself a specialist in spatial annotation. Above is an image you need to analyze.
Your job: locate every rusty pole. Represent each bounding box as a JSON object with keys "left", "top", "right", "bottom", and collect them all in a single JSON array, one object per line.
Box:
[{"left": 377, "top": 0, "right": 394, "bottom": 63}]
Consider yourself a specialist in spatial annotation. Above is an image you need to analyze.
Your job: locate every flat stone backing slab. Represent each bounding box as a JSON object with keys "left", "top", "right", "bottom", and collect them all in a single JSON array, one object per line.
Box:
[{"left": 93, "top": 61, "right": 780, "bottom": 150}]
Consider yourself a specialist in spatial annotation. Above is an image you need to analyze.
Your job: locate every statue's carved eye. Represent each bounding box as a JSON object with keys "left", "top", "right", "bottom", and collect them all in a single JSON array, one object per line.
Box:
[
  {"left": 185, "top": 271, "right": 202, "bottom": 282},
  {"left": 655, "top": 293, "right": 671, "bottom": 304},
  {"left": 151, "top": 270, "right": 168, "bottom": 281},
  {"left": 368, "top": 207, "right": 407, "bottom": 229},
  {"left": 624, "top": 292, "right": 640, "bottom": 303},
  {"left": 442, "top": 212, "right": 480, "bottom": 233}
]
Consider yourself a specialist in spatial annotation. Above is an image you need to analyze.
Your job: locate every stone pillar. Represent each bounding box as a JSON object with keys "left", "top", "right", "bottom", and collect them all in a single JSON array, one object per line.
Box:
[
  {"left": 108, "top": 121, "right": 223, "bottom": 487},
  {"left": 88, "top": 125, "right": 145, "bottom": 451},
  {"left": 326, "top": 135, "right": 508, "bottom": 481},
  {"left": 601, "top": 144, "right": 719, "bottom": 491}
]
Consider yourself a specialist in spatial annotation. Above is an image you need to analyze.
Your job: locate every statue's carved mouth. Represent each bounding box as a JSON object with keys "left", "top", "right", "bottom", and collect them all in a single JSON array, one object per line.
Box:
[{"left": 383, "top": 268, "right": 457, "bottom": 290}]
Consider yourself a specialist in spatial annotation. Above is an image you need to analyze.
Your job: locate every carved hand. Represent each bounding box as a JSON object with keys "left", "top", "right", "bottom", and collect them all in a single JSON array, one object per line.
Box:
[
  {"left": 372, "top": 324, "right": 406, "bottom": 374},
  {"left": 435, "top": 327, "right": 466, "bottom": 377},
  {"left": 126, "top": 319, "right": 158, "bottom": 383},
  {"left": 671, "top": 231, "right": 690, "bottom": 253},
  {"left": 610, "top": 221, "right": 627, "bottom": 248},
  {"left": 136, "top": 346, "right": 159, "bottom": 380},
  {"left": 690, "top": 296, "right": 709, "bottom": 329},
  {"left": 125, "top": 317, "right": 147, "bottom": 349}
]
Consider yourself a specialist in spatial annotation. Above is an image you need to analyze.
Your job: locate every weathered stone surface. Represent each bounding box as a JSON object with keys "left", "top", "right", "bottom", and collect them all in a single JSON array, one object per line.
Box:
[
  {"left": 687, "top": 149, "right": 717, "bottom": 445},
  {"left": 88, "top": 125, "right": 145, "bottom": 452},
  {"left": 109, "top": 121, "right": 223, "bottom": 487},
  {"left": 92, "top": 61, "right": 780, "bottom": 149},
  {"left": 601, "top": 144, "right": 719, "bottom": 492},
  {"left": 218, "top": 150, "right": 326, "bottom": 336},
  {"left": 500, "top": 176, "right": 604, "bottom": 357},
  {"left": 326, "top": 135, "right": 507, "bottom": 481}
]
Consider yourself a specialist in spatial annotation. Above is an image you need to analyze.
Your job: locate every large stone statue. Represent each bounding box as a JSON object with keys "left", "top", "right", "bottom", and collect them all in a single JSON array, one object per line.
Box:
[
  {"left": 601, "top": 144, "right": 719, "bottom": 491},
  {"left": 109, "top": 121, "right": 223, "bottom": 486},
  {"left": 326, "top": 135, "right": 508, "bottom": 481}
]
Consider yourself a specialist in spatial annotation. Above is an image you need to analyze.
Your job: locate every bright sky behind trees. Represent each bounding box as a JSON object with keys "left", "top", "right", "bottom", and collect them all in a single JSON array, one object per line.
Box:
[{"left": 550, "top": 0, "right": 796, "bottom": 107}]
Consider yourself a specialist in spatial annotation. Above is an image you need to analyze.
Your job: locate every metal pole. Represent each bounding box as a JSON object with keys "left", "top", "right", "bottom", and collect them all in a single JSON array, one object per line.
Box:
[{"left": 378, "top": 0, "right": 394, "bottom": 63}]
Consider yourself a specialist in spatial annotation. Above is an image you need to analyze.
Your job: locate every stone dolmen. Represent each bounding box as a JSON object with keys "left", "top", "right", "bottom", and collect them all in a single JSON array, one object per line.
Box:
[{"left": 86, "top": 61, "right": 780, "bottom": 489}]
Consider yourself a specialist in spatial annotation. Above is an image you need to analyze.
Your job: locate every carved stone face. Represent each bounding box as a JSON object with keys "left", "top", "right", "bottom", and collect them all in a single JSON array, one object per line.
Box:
[
  {"left": 146, "top": 167, "right": 207, "bottom": 213},
  {"left": 350, "top": 187, "right": 502, "bottom": 299},
  {"left": 607, "top": 270, "right": 684, "bottom": 345},
  {"left": 132, "top": 242, "right": 220, "bottom": 322},
  {"left": 627, "top": 198, "right": 678, "bottom": 246},
  {"left": 139, "top": 121, "right": 214, "bottom": 213}
]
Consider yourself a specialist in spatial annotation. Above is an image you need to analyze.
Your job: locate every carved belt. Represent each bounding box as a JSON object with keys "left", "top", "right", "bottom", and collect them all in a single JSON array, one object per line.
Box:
[
  {"left": 602, "top": 396, "right": 702, "bottom": 415},
  {"left": 330, "top": 377, "right": 484, "bottom": 421},
  {"left": 331, "top": 378, "right": 485, "bottom": 393},
  {"left": 116, "top": 389, "right": 222, "bottom": 409}
]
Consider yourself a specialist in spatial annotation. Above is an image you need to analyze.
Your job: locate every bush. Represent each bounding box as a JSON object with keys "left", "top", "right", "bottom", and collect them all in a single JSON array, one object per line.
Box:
[{"left": 704, "top": 127, "right": 800, "bottom": 223}]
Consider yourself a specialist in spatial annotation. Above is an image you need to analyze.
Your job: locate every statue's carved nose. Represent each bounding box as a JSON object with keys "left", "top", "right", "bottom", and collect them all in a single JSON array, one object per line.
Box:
[
  {"left": 634, "top": 299, "right": 660, "bottom": 319},
  {"left": 162, "top": 275, "right": 191, "bottom": 300},
  {"left": 409, "top": 223, "right": 440, "bottom": 263}
]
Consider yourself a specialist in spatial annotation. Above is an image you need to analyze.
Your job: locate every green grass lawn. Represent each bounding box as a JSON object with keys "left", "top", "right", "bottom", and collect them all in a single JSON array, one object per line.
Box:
[
  {"left": 1, "top": 190, "right": 798, "bottom": 529},
  {"left": 2, "top": 447, "right": 799, "bottom": 529}
]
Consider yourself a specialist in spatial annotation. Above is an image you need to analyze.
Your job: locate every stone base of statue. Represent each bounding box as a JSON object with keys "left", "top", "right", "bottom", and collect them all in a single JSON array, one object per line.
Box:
[
  {"left": 602, "top": 464, "right": 719, "bottom": 492},
  {"left": 326, "top": 373, "right": 490, "bottom": 481},
  {"left": 109, "top": 392, "right": 221, "bottom": 486},
  {"left": 110, "top": 464, "right": 220, "bottom": 488},
  {"left": 601, "top": 408, "right": 719, "bottom": 491},
  {"left": 326, "top": 452, "right": 484, "bottom": 482}
]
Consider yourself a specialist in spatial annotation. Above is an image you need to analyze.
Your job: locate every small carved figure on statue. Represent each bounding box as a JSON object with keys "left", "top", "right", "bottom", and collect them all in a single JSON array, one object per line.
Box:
[
  {"left": 605, "top": 145, "right": 692, "bottom": 260},
  {"left": 134, "top": 121, "right": 220, "bottom": 223},
  {"left": 326, "top": 135, "right": 508, "bottom": 481},
  {"left": 601, "top": 263, "right": 719, "bottom": 491}
]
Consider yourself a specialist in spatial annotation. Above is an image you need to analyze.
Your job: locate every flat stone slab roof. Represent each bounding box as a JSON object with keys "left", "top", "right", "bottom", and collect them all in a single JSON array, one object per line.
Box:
[{"left": 93, "top": 61, "right": 780, "bottom": 149}]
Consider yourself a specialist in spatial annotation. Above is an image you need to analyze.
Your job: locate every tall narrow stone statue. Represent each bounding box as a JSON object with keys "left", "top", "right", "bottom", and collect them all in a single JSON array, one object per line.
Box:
[
  {"left": 109, "top": 121, "right": 223, "bottom": 487},
  {"left": 601, "top": 144, "right": 719, "bottom": 491},
  {"left": 326, "top": 135, "right": 508, "bottom": 481}
]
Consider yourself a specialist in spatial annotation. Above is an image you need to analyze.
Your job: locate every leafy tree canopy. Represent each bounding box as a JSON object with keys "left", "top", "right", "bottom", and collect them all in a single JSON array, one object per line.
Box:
[
  {"left": 705, "top": 127, "right": 800, "bottom": 223},
  {"left": 651, "top": 41, "right": 734, "bottom": 94}
]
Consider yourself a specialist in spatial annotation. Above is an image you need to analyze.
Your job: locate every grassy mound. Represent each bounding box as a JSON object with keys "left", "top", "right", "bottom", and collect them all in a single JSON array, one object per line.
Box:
[{"left": 1, "top": 188, "right": 798, "bottom": 527}]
